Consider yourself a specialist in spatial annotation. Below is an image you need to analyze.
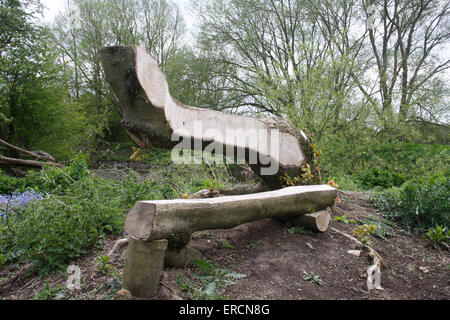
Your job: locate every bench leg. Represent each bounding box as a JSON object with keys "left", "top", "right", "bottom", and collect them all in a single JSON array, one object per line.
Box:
[
  {"left": 123, "top": 237, "right": 168, "bottom": 298},
  {"left": 278, "top": 207, "right": 332, "bottom": 232},
  {"left": 165, "top": 246, "right": 202, "bottom": 268}
]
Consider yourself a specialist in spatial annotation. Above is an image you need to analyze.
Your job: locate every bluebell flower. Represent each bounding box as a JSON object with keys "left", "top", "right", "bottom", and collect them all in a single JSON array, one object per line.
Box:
[{"left": 0, "top": 189, "right": 44, "bottom": 218}]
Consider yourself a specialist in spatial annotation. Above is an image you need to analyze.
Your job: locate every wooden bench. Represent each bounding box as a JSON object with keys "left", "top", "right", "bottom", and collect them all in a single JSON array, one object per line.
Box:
[{"left": 121, "top": 185, "right": 337, "bottom": 298}]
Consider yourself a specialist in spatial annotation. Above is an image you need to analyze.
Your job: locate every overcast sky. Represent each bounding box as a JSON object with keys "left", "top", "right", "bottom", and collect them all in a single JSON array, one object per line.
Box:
[
  {"left": 39, "top": 0, "right": 448, "bottom": 73},
  {"left": 40, "top": 0, "right": 196, "bottom": 26},
  {"left": 40, "top": 0, "right": 66, "bottom": 22}
]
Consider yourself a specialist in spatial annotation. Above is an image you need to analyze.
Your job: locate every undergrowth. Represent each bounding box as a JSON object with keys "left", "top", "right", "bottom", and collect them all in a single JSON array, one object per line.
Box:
[
  {"left": 176, "top": 259, "right": 246, "bottom": 300},
  {"left": 0, "top": 151, "right": 235, "bottom": 275},
  {"left": 373, "top": 175, "right": 449, "bottom": 232}
]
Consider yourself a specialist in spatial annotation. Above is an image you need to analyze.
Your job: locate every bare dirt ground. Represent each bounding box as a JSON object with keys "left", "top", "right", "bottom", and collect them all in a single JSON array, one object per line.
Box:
[{"left": 1, "top": 191, "right": 449, "bottom": 300}]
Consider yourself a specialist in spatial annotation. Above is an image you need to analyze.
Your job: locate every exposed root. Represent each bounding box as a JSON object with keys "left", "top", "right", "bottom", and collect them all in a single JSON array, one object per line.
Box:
[{"left": 108, "top": 238, "right": 129, "bottom": 256}]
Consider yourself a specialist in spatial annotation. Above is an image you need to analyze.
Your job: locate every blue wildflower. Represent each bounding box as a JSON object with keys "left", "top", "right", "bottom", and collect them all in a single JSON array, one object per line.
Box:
[{"left": 0, "top": 189, "right": 44, "bottom": 218}]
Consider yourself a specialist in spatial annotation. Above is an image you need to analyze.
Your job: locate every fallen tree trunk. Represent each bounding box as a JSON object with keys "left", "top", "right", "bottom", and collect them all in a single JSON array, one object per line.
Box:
[
  {"left": 125, "top": 185, "right": 337, "bottom": 247},
  {"left": 100, "top": 46, "right": 321, "bottom": 190},
  {"left": 0, "top": 155, "right": 63, "bottom": 169},
  {"left": 0, "top": 139, "right": 56, "bottom": 162}
]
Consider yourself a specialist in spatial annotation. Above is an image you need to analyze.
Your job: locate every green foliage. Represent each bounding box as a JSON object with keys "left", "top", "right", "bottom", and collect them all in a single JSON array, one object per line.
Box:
[
  {"left": 34, "top": 282, "right": 67, "bottom": 300},
  {"left": 374, "top": 176, "right": 449, "bottom": 232},
  {"left": 0, "top": 154, "right": 180, "bottom": 274},
  {"left": 334, "top": 214, "right": 357, "bottom": 224},
  {"left": 352, "top": 224, "right": 378, "bottom": 247},
  {"left": 2, "top": 184, "right": 124, "bottom": 274},
  {"left": 357, "top": 215, "right": 397, "bottom": 240},
  {"left": 95, "top": 255, "right": 119, "bottom": 278},
  {"left": 221, "top": 240, "right": 235, "bottom": 250},
  {"left": 0, "top": 14, "right": 92, "bottom": 160},
  {"left": 0, "top": 153, "right": 89, "bottom": 195},
  {"left": 302, "top": 271, "right": 323, "bottom": 285},
  {"left": 176, "top": 258, "right": 246, "bottom": 300},
  {"left": 19, "top": 154, "right": 89, "bottom": 194},
  {"left": 288, "top": 226, "right": 314, "bottom": 235},
  {"left": 325, "top": 175, "right": 360, "bottom": 191},
  {"left": 355, "top": 167, "right": 407, "bottom": 189},
  {"left": 320, "top": 133, "right": 449, "bottom": 187},
  {"left": 425, "top": 226, "right": 449, "bottom": 250},
  {"left": 0, "top": 174, "right": 19, "bottom": 194}
]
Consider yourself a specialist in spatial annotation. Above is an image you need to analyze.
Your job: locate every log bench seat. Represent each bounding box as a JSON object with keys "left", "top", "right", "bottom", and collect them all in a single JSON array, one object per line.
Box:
[{"left": 121, "top": 185, "right": 337, "bottom": 298}]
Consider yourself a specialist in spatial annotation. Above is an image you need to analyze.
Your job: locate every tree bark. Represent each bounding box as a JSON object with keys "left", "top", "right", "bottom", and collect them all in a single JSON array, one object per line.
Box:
[{"left": 124, "top": 185, "right": 337, "bottom": 246}]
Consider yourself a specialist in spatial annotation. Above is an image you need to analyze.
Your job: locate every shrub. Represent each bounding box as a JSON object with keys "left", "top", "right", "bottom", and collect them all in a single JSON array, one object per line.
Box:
[
  {"left": 0, "top": 153, "right": 91, "bottom": 197},
  {"left": 355, "top": 167, "right": 408, "bottom": 189},
  {"left": 374, "top": 175, "right": 449, "bottom": 232},
  {"left": 19, "top": 153, "right": 90, "bottom": 194},
  {"left": 0, "top": 173, "right": 19, "bottom": 195}
]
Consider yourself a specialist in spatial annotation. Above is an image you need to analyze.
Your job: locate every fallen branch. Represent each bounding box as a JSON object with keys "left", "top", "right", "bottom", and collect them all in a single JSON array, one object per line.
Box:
[
  {"left": 330, "top": 227, "right": 384, "bottom": 291},
  {"left": 0, "top": 139, "right": 55, "bottom": 162},
  {"left": 0, "top": 154, "right": 63, "bottom": 169}
]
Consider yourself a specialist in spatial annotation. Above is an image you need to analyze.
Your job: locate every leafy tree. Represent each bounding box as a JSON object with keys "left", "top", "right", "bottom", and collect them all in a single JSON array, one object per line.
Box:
[
  {"left": 52, "top": 0, "right": 188, "bottom": 144},
  {"left": 314, "top": 0, "right": 450, "bottom": 139},
  {"left": 0, "top": 0, "right": 91, "bottom": 160},
  {"left": 194, "top": 0, "right": 365, "bottom": 140}
]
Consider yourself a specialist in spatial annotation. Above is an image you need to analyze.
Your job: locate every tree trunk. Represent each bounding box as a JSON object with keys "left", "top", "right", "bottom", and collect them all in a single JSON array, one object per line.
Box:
[{"left": 100, "top": 46, "right": 321, "bottom": 190}]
